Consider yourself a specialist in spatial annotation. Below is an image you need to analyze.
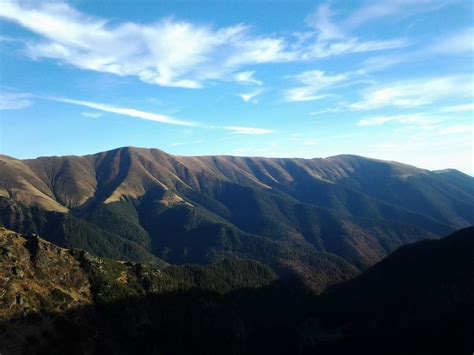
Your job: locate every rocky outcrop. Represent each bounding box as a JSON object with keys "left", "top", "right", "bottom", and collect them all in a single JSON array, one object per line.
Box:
[{"left": 0, "top": 228, "right": 92, "bottom": 319}]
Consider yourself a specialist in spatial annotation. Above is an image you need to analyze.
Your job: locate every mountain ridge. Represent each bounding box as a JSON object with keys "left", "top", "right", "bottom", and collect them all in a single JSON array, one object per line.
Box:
[
  {"left": 5, "top": 146, "right": 469, "bottom": 176},
  {"left": 1, "top": 146, "right": 472, "bottom": 292},
  {"left": 2, "top": 146, "right": 471, "bottom": 212}
]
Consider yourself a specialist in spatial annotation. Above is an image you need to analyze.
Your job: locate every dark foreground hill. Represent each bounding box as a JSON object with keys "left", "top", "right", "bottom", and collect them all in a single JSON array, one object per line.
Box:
[
  {"left": 0, "top": 227, "right": 472, "bottom": 354},
  {"left": 312, "top": 225, "right": 474, "bottom": 354},
  {"left": 1, "top": 147, "right": 472, "bottom": 292}
]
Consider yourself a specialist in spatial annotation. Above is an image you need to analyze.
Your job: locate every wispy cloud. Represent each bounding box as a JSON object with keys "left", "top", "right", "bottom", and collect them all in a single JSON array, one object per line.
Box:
[
  {"left": 358, "top": 54, "right": 409, "bottom": 74},
  {"left": 429, "top": 27, "right": 474, "bottom": 55},
  {"left": 299, "top": 3, "right": 410, "bottom": 61},
  {"left": 0, "top": 34, "right": 20, "bottom": 43},
  {"left": 343, "top": 0, "right": 446, "bottom": 29},
  {"left": 0, "top": 1, "right": 408, "bottom": 89},
  {"left": 225, "top": 126, "right": 273, "bottom": 135},
  {"left": 233, "top": 71, "right": 262, "bottom": 85},
  {"left": 431, "top": 124, "right": 473, "bottom": 136},
  {"left": 238, "top": 89, "right": 263, "bottom": 103},
  {"left": 350, "top": 75, "right": 473, "bottom": 110},
  {"left": 0, "top": 0, "right": 291, "bottom": 89},
  {"left": 357, "top": 111, "right": 473, "bottom": 155},
  {"left": 359, "top": 27, "right": 474, "bottom": 74},
  {"left": 283, "top": 90, "right": 327, "bottom": 103},
  {"left": 171, "top": 140, "right": 204, "bottom": 146},
  {"left": 302, "top": 38, "right": 408, "bottom": 61},
  {"left": 284, "top": 70, "right": 348, "bottom": 102},
  {"left": 309, "top": 107, "right": 345, "bottom": 115},
  {"left": 306, "top": 4, "right": 345, "bottom": 41},
  {"left": 81, "top": 111, "right": 103, "bottom": 118},
  {"left": 357, "top": 113, "right": 435, "bottom": 127},
  {"left": 440, "top": 103, "right": 474, "bottom": 113},
  {"left": 51, "top": 97, "right": 196, "bottom": 126},
  {"left": 0, "top": 92, "right": 32, "bottom": 110},
  {"left": 404, "top": 123, "right": 474, "bottom": 142},
  {"left": 50, "top": 99, "right": 274, "bottom": 133}
]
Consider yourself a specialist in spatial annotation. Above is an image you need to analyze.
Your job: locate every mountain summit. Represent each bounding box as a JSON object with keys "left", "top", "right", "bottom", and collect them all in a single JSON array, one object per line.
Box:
[{"left": 1, "top": 147, "right": 473, "bottom": 292}]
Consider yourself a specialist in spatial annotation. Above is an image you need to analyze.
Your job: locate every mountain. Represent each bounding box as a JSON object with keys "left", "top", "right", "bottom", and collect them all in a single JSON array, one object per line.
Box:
[
  {"left": 1, "top": 227, "right": 472, "bottom": 354},
  {"left": 309, "top": 226, "right": 474, "bottom": 354},
  {"left": 0, "top": 227, "right": 277, "bottom": 308},
  {"left": 0, "top": 228, "right": 277, "bottom": 355},
  {"left": 1, "top": 147, "right": 473, "bottom": 291}
]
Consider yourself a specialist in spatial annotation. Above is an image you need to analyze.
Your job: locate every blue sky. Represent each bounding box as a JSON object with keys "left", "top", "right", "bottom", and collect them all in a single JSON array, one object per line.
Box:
[{"left": 0, "top": 0, "right": 473, "bottom": 174}]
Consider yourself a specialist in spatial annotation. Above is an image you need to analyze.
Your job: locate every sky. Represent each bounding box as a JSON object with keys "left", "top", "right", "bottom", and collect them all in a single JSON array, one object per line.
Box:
[{"left": 0, "top": 0, "right": 473, "bottom": 174}]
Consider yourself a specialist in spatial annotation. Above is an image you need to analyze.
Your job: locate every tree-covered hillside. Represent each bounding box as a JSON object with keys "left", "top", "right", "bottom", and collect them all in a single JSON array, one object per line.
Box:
[
  {"left": 0, "top": 147, "right": 472, "bottom": 291},
  {"left": 1, "top": 227, "right": 472, "bottom": 355}
]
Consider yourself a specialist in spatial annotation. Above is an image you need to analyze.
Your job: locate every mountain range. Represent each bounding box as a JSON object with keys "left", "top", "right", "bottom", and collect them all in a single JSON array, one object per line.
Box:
[{"left": 1, "top": 146, "right": 473, "bottom": 292}]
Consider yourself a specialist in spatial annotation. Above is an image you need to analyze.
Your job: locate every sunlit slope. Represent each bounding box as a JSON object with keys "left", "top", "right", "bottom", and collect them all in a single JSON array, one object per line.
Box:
[{"left": 0, "top": 147, "right": 472, "bottom": 291}]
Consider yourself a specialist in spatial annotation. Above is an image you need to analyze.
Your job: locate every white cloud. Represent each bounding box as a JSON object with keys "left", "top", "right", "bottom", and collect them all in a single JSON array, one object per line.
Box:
[
  {"left": 171, "top": 140, "right": 204, "bottom": 146},
  {"left": 440, "top": 103, "right": 474, "bottom": 113},
  {"left": 225, "top": 126, "right": 273, "bottom": 135},
  {"left": 233, "top": 71, "right": 262, "bottom": 85},
  {"left": 284, "top": 70, "right": 349, "bottom": 102},
  {"left": 0, "top": 1, "right": 292, "bottom": 89},
  {"left": 0, "top": 35, "right": 20, "bottom": 43},
  {"left": 407, "top": 123, "right": 474, "bottom": 138},
  {"left": 306, "top": 4, "right": 345, "bottom": 41},
  {"left": 81, "top": 111, "right": 103, "bottom": 118},
  {"left": 344, "top": 0, "right": 446, "bottom": 29},
  {"left": 0, "top": 92, "right": 32, "bottom": 110},
  {"left": 303, "top": 37, "right": 408, "bottom": 60},
  {"left": 299, "top": 3, "right": 410, "bottom": 61},
  {"left": 283, "top": 88, "right": 327, "bottom": 102},
  {"left": 358, "top": 53, "right": 409, "bottom": 74},
  {"left": 357, "top": 113, "right": 435, "bottom": 127},
  {"left": 351, "top": 76, "right": 474, "bottom": 110},
  {"left": 0, "top": 1, "right": 408, "bottom": 89},
  {"left": 432, "top": 124, "right": 473, "bottom": 136},
  {"left": 309, "top": 107, "right": 344, "bottom": 115},
  {"left": 430, "top": 27, "right": 474, "bottom": 55},
  {"left": 238, "top": 89, "right": 263, "bottom": 103},
  {"left": 51, "top": 97, "right": 195, "bottom": 126},
  {"left": 359, "top": 27, "right": 474, "bottom": 74}
]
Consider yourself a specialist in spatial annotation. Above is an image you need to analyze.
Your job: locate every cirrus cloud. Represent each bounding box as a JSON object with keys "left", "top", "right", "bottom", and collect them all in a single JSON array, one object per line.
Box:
[
  {"left": 50, "top": 97, "right": 196, "bottom": 126},
  {"left": 225, "top": 126, "right": 273, "bottom": 135},
  {"left": 284, "top": 70, "right": 349, "bottom": 102},
  {"left": 0, "top": 92, "right": 32, "bottom": 110},
  {"left": 350, "top": 75, "right": 474, "bottom": 110},
  {"left": 0, "top": 0, "right": 408, "bottom": 89},
  {"left": 357, "top": 113, "right": 435, "bottom": 127},
  {"left": 238, "top": 89, "right": 263, "bottom": 103}
]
